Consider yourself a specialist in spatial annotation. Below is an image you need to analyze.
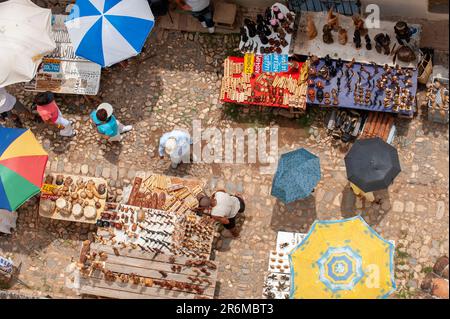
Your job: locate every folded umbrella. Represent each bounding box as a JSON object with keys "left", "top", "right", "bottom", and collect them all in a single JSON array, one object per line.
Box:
[
  {"left": 0, "top": 0, "right": 56, "bottom": 87},
  {"left": 289, "top": 216, "right": 396, "bottom": 299},
  {"left": 345, "top": 137, "right": 401, "bottom": 193},
  {"left": 0, "top": 128, "right": 48, "bottom": 211},
  {"left": 271, "top": 148, "right": 321, "bottom": 203},
  {"left": 65, "top": 0, "right": 155, "bottom": 67}
]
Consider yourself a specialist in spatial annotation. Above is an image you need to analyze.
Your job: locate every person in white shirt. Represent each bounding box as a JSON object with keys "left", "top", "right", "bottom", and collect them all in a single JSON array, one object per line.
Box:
[
  {"left": 175, "top": 0, "right": 215, "bottom": 33},
  {"left": 159, "top": 129, "right": 192, "bottom": 169},
  {"left": 195, "top": 190, "right": 246, "bottom": 238},
  {"left": 0, "top": 87, "right": 29, "bottom": 127}
]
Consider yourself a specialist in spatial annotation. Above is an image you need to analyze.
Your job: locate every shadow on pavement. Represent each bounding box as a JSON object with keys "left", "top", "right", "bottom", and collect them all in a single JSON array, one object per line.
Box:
[{"left": 270, "top": 195, "right": 317, "bottom": 233}]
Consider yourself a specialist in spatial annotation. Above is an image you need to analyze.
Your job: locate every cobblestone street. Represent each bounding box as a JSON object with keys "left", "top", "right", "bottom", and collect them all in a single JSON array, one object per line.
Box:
[{"left": 1, "top": 6, "right": 449, "bottom": 299}]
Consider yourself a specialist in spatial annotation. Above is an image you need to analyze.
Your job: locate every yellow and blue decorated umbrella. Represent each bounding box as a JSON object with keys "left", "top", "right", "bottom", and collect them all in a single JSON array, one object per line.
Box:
[{"left": 289, "top": 216, "right": 395, "bottom": 299}]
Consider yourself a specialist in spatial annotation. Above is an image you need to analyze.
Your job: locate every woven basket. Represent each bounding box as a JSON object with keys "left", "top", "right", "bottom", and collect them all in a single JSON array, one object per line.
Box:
[{"left": 418, "top": 51, "right": 433, "bottom": 84}]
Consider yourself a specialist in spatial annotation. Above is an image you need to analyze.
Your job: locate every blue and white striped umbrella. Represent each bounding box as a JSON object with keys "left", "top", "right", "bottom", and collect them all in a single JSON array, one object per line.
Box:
[{"left": 65, "top": 0, "right": 154, "bottom": 67}]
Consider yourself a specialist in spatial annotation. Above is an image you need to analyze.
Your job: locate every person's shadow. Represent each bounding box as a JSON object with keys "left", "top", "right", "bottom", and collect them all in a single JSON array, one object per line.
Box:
[{"left": 270, "top": 195, "right": 317, "bottom": 233}]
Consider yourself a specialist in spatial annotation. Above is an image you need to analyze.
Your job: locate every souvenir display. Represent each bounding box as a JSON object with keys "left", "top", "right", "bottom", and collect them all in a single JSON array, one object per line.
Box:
[
  {"left": 128, "top": 175, "right": 203, "bottom": 215},
  {"left": 328, "top": 109, "right": 362, "bottom": 143},
  {"left": 77, "top": 242, "right": 218, "bottom": 299},
  {"left": 394, "top": 21, "right": 413, "bottom": 45},
  {"left": 307, "top": 56, "right": 417, "bottom": 115},
  {"left": 337, "top": 27, "right": 348, "bottom": 45},
  {"left": 395, "top": 45, "right": 417, "bottom": 63},
  {"left": 322, "top": 23, "right": 333, "bottom": 44},
  {"left": 220, "top": 57, "right": 308, "bottom": 110},
  {"left": 306, "top": 14, "right": 317, "bottom": 40},
  {"left": 426, "top": 79, "right": 449, "bottom": 119},
  {"left": 39, "top": 174, "right": 107, "bottom": 223},
  {"left": 326, "top": 8, "right": 339, "bottom": 31},
  {"left": 263, "top": 273, "right": 291, "bottom": 299},
  {"left": 96, "top": 203, "right": 216, "bottom": 259},
  {"left": 374, "top": 33, "right": 391, "bottom": 55},
  {"left": 352, "top": 15, "right": 367, "bottom": 37},
  {"left": 239, "top": 3, "right": 295, "bottom": 55},
  {"left": 268, "top": 250, "right": 290, "bottom": 273}
]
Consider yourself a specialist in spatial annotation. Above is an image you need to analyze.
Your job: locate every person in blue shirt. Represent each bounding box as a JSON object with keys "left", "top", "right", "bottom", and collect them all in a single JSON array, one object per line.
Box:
[
  {"left": 90, "top": 103, "right": 132, "bottom": 142},
  {"left": 159, "top": 129, "right": 192, "bottom": 169}
]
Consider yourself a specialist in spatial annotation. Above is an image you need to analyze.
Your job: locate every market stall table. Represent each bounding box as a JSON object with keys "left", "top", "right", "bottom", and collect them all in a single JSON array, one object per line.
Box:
[
  {"left": 307, "top": 57, "right": 418, "bottom": 116},
  {"left": 293, "top": 11, "right": 422, "bottom": 68},
  {"left": 77, "top": 242, "right": 218, "bottom": 299},
  {"left": 23, "top": 15, "right": 101, "bottom": 95},
  {"left": 220, "top": 56, "right": 307, "bottom": 110},
  {"left": 96, "top": 202, "right": 216, "bottom": 259},
  {"left": 239, "top": 3, "right": 296, "bottom": 56},
  {"left": 39, "top": 174, "right": 107, "bottom": 224},
  {"left": 127, "top": 175, "right": 204, "bottom": 214}
]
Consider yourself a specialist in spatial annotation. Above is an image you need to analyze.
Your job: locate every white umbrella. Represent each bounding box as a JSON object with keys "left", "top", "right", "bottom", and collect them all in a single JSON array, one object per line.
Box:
[{"left": 0, "top": 0, "right": 56, "bottom": 87}]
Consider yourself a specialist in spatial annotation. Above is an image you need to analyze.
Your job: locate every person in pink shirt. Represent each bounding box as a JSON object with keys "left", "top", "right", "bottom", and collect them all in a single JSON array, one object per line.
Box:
[{"left": 35, "top": 92, "right": 75, "bottom": 137}]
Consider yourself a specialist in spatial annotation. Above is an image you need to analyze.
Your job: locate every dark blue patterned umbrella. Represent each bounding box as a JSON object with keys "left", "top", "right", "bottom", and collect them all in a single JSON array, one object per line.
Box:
[{"left": 271, "top": 148, "right": 321, "bottom": 203}]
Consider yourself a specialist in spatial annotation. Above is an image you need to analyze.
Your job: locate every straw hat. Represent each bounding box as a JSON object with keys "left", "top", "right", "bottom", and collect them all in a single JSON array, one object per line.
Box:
[
  {"left": 96, "top": 103, "right": 114, "bottom": 118},
  {"left": 165, "top": 137, "right": 177, "bottom": 155}
]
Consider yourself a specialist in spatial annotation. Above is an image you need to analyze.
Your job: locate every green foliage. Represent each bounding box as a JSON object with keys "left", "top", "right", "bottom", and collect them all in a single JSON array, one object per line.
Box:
[
  {"left": 297, "top": 107, "right": 319, "bottom": 128},
  {"left": 422, "top": 266, "right": 433, "bottom": 274}
]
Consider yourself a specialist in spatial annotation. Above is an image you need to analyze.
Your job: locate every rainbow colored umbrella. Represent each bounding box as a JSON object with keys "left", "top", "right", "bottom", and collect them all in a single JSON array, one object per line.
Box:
[{"left": 0, "top": 127, "right": 48, "bottom": 211}]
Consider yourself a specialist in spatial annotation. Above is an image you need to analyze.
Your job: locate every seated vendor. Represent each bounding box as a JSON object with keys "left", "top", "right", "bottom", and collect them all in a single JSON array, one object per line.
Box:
[{"left": 196, "top": 190, "right": 245, "bottom": 238}]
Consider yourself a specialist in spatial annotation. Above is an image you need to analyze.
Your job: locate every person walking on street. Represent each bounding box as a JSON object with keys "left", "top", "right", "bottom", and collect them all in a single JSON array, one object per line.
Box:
[
  {"left": 0, "top": 87, "right": 33, "bottom": 128},
  {"left": 90, "top": 103, "right": 133, "bottom": 142},
  {"left": 175, "top": 0, "right": 215, "bottom": 33},
  {"left": 159, "top": 129, "right": 192, "bottom": 169},
  {"left": 34, "top": 92, "right": 76, "bottom": 137},
  {"left": 195, "top": 190, "right": 246, "bottom": 238}
]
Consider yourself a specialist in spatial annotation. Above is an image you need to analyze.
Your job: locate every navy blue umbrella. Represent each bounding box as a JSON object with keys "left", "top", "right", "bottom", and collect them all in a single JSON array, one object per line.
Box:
[{"left": 271, "top": 148, "right": 321, "bottom": 203}]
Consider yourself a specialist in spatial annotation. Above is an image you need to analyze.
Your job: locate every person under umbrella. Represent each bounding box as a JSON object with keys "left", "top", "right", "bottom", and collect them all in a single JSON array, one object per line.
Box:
[
  {"left": 345, "top": 137, "right": 401, "bottom": 194},
  {"left": 271, "top": 148, "right": 321, "bottom": 204}
]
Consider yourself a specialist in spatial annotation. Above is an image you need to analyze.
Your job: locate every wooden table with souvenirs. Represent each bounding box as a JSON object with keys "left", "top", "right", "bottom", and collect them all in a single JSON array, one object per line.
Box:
[
  {"left": 39, "top": 173, "right": 108, "bottom": 224},
  {"left": 74, "top": 174, "right": 220, "bottom": 299},
  {"left": 293, "top": 11, "right": 422, "bottom": 68},
  {"left": 23, "top": 15, "right": 101, "bottom": 95},
  {"left": 77, "top": 241, "right": 218, "bottom": 299},
  {"left": 220, "top": 56, "right": 308, "bottom": 111}
]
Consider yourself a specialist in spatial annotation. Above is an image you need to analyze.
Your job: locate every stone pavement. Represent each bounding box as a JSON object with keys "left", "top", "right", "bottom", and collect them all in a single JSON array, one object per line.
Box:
[{"left": 1, "top": 16, "right": 449, "bottom": 299}]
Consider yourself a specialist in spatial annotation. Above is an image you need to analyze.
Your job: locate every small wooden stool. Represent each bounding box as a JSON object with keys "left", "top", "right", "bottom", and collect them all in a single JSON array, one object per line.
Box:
[{"left": 213, "top": 2, "right": 237, "bottom": 30}]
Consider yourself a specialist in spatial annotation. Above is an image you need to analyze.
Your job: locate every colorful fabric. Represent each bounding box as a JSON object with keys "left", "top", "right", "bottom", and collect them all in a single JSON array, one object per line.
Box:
[
  {"left": 65, "top": 0, "right": 155, "bottom": 67},
  {"left": 289, "top": 216, "right": 396, "bottom": 299},
  {"left": 90, "top": 110, "right": 119, "bottom": 137},
  {"left": 0, "top": 127, "right": 48, "bottom": 211},
  {"left": 36, "top": 100, "right": 59, "bottom": 123}
]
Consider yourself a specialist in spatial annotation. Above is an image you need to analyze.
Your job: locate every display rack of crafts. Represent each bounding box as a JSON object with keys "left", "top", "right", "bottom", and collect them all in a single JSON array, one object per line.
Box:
[
  {"left": 239, "top": 3, "right": 295, "bottom": 55},
  {"left": 39, "top": 174, "right": 107, "bottom": 224},
  {"left": 262, "top": 231, "right": 305, "bottom": 299},
  {"left": 306, "top": 55, "right": 418, "bottom": 116},
  {"left": 96, "top": 203, "right": 216, "bottom": 259},
  {"left": 426, "top": 77, "right": 449, "bottom": 124},
  {"left": 220, "top": 56, "right": 307, "bottom": 110},
  {"left": 128, "top": 176, "right": 203, "bottom": 215},
  {"left": 76, "top": 241, "right": 218, "bottom": 299}
]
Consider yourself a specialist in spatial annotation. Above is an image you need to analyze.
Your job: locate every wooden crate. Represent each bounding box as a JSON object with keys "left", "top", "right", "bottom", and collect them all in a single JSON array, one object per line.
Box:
[
  {"left": 360, "top": 112, "right": 395, "bottom": 142},
  {"left": 78, "top": 243, "right": 218, "bottom": 299},
  {"left": 213, "top": 2, "right": 238, "bottom": 29}
]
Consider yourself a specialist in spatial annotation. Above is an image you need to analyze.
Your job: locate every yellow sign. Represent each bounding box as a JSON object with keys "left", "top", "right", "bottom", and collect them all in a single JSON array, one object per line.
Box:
[
  {"left": 41, "top": 183, "right": 57, "bottom": 194},
  {"left": 244, "top": 53, "right": 255, "bottom": 74}
]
